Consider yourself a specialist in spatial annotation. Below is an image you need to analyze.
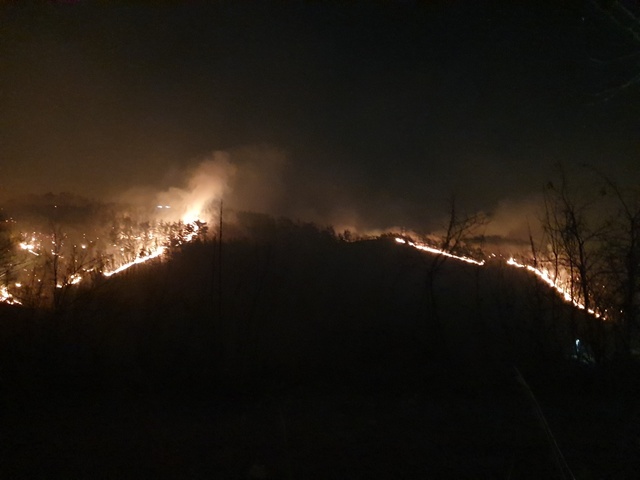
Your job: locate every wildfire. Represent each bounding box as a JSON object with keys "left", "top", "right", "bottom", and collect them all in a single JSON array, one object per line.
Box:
[
  {"left": 1, "top": 211, "right": 603, "bottom": 319},
  {"left": 395, "top": 237, "right": 602, "bottom": 319},
  {"left": 99, "top": 216, "right": 204, "bottom": 276},
  {"left": 1, "top": 212, "right": 208, "bottom": 306},
  {"left": 103, "top": 246, "right": 167, "bottom": 277},
  {"left": 0, "top": 285, "right": 21, "bottom": 305},
  {"left": 1, "top": 155, "right": 231, "bottom": 306},
  {"left": 394, "top": 237, "right": 485, "bottom": 266},
  {"left": 19, "top": 241, "right": 39, "bottom": 256},
  {"left": 506, "top": 257, "right": 602, "bottom": 318}
]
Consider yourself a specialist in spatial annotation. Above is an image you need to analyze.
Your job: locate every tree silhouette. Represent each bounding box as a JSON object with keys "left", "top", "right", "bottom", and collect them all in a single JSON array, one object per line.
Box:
[{"left": 589, "top": 0, "right": 640, "bottom": 99}]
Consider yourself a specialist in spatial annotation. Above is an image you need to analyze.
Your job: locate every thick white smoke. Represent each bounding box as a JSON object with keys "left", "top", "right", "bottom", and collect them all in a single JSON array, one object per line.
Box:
[
  {"left": 128, "top": 146, "right": 290, "bottom": 230},
  {"left": 155, "top": 151, "right": 236, "bottom": 223}
]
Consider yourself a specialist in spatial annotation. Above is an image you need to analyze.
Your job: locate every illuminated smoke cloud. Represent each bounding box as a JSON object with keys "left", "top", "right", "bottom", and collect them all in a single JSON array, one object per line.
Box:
[
  {"left": 128, "top": 145, "right": 548, "bottom": 244},
  {"left": 155, "top": 151, "right": 237, "bottom": 223},
  {"left": 223, "top": 146, "right": 287, "bottom": 215},
  {"left": 483, "top": 196, "right": 543, "bottom": 240}
]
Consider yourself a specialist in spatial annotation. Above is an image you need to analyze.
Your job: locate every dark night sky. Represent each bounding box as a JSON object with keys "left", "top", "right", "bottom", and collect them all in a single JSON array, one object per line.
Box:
[{"left": 1, "top": 1, "right": 638, "bottom": 233}]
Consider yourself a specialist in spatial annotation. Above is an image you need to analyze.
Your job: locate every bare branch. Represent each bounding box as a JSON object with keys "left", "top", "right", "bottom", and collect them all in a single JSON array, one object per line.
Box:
[
  {"left": 588, "top": 0, "right": 640, "bottom": 100},
  {"left": 591, "top": 0, "right": 640, "bottom": 44}
]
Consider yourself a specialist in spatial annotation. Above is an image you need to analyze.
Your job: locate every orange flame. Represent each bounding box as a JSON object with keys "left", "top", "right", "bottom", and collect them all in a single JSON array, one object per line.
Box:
[
  {"left": 103, "top": 246, "right": 167, "bottom": 277},
  {"left": 506, "top": 257, "right": 602, "bottom": 318},
  {"left": 394, "top": 237, "right": 485, "bottom": 266},
  {"left": 396, "top": 237, "right": 603, "bottom": 319},
  {"left": 0, "top": 285, "right": 21, "bottom": 305}
]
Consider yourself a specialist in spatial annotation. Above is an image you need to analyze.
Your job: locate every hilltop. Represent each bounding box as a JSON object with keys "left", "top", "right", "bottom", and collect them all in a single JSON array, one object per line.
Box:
[{"left": 0, "top": 215, "right": 638, "bottom": 478}]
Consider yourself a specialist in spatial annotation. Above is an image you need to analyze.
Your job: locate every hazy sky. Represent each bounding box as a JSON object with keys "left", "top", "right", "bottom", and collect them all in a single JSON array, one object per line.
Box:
[{"left": 1, "top": 1, "right": 638, "bottom": 233}]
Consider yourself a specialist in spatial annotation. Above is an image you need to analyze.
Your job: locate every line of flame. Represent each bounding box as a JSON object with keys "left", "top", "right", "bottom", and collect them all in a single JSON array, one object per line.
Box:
[
  {"left": 395, "top": 237, "right": 603, "bottom": 319},
  {"left": 102, "top": 220, "right": 201, "bottom": 276},
  {"left": 394, "top": 237, "right": 485, "bottom": 265},
  {"left": 506, "top": 257, "right": 602, "bottom": 318},
  {"left": 102, "top": 246, "right": 167, "bottom": 277},
  {"left": 2, "top": 220, "right": 205, "bottom": 305}
]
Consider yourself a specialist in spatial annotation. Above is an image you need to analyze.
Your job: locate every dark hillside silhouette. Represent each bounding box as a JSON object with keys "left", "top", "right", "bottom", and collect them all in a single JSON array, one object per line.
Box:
[{"left": 0, "top": 214, "right": 638, "bottom": 478}]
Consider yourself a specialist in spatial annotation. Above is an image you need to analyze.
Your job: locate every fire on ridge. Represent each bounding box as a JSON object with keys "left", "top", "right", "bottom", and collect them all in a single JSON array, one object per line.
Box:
[{"left": 394, "top": 237, "right": 604, "bottom": 320}]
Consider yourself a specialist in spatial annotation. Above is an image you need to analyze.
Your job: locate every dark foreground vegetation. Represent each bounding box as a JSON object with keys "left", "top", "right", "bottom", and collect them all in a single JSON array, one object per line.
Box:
[{"left": 1, "top": 214, "right": 639, "bottom": 479}]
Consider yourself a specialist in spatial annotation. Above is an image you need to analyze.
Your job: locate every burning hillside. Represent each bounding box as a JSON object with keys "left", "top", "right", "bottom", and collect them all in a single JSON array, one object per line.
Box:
[
  {"left": 0, "top": 154, "right": 238, "bottom": 307},
  {"left": 1, "top": 155, "right": 635, "bottom": 371},
  {"left": 0, "top": 193, "right": 212, "bottom": 308},
  {"left": 0, "top": 193, "right": 613, "bottom": 327},
  {"left": 396, "top": 237, "right": 605, "bottom": 319}
]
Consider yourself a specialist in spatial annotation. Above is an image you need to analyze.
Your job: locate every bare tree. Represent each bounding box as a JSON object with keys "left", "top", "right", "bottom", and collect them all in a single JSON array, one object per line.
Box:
[
  {"left": 423, "top": 197, "right": 487, "bottom": 357},
  {"left": 0, "top": 212, "right": 16, "bottom": 290},
  {"left": 542, "top": 171, "right": 608, "bottom": 362},
  {"left": 47, "top": 225, "right": 66, "bottom": 311},
  {"left": 595, "top": 176, "right": 640, "bottom": 359},
  {"left": 589, "top": 0, "right": 640, "bottom": 99},
  {"left": 540, "top": 167, "right": 640, "bottom": 362},
  {"left": 38, "top": 223, "right": 99, "bottom": 312}
]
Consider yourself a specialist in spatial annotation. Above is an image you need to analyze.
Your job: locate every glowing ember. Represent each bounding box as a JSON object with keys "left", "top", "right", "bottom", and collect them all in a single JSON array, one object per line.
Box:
[
  {"left": 0, "top": 285, "right": 21, "bottom": 305},
  {"left": 19, "top": 241, "right": 39, "bottom": 256}
]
